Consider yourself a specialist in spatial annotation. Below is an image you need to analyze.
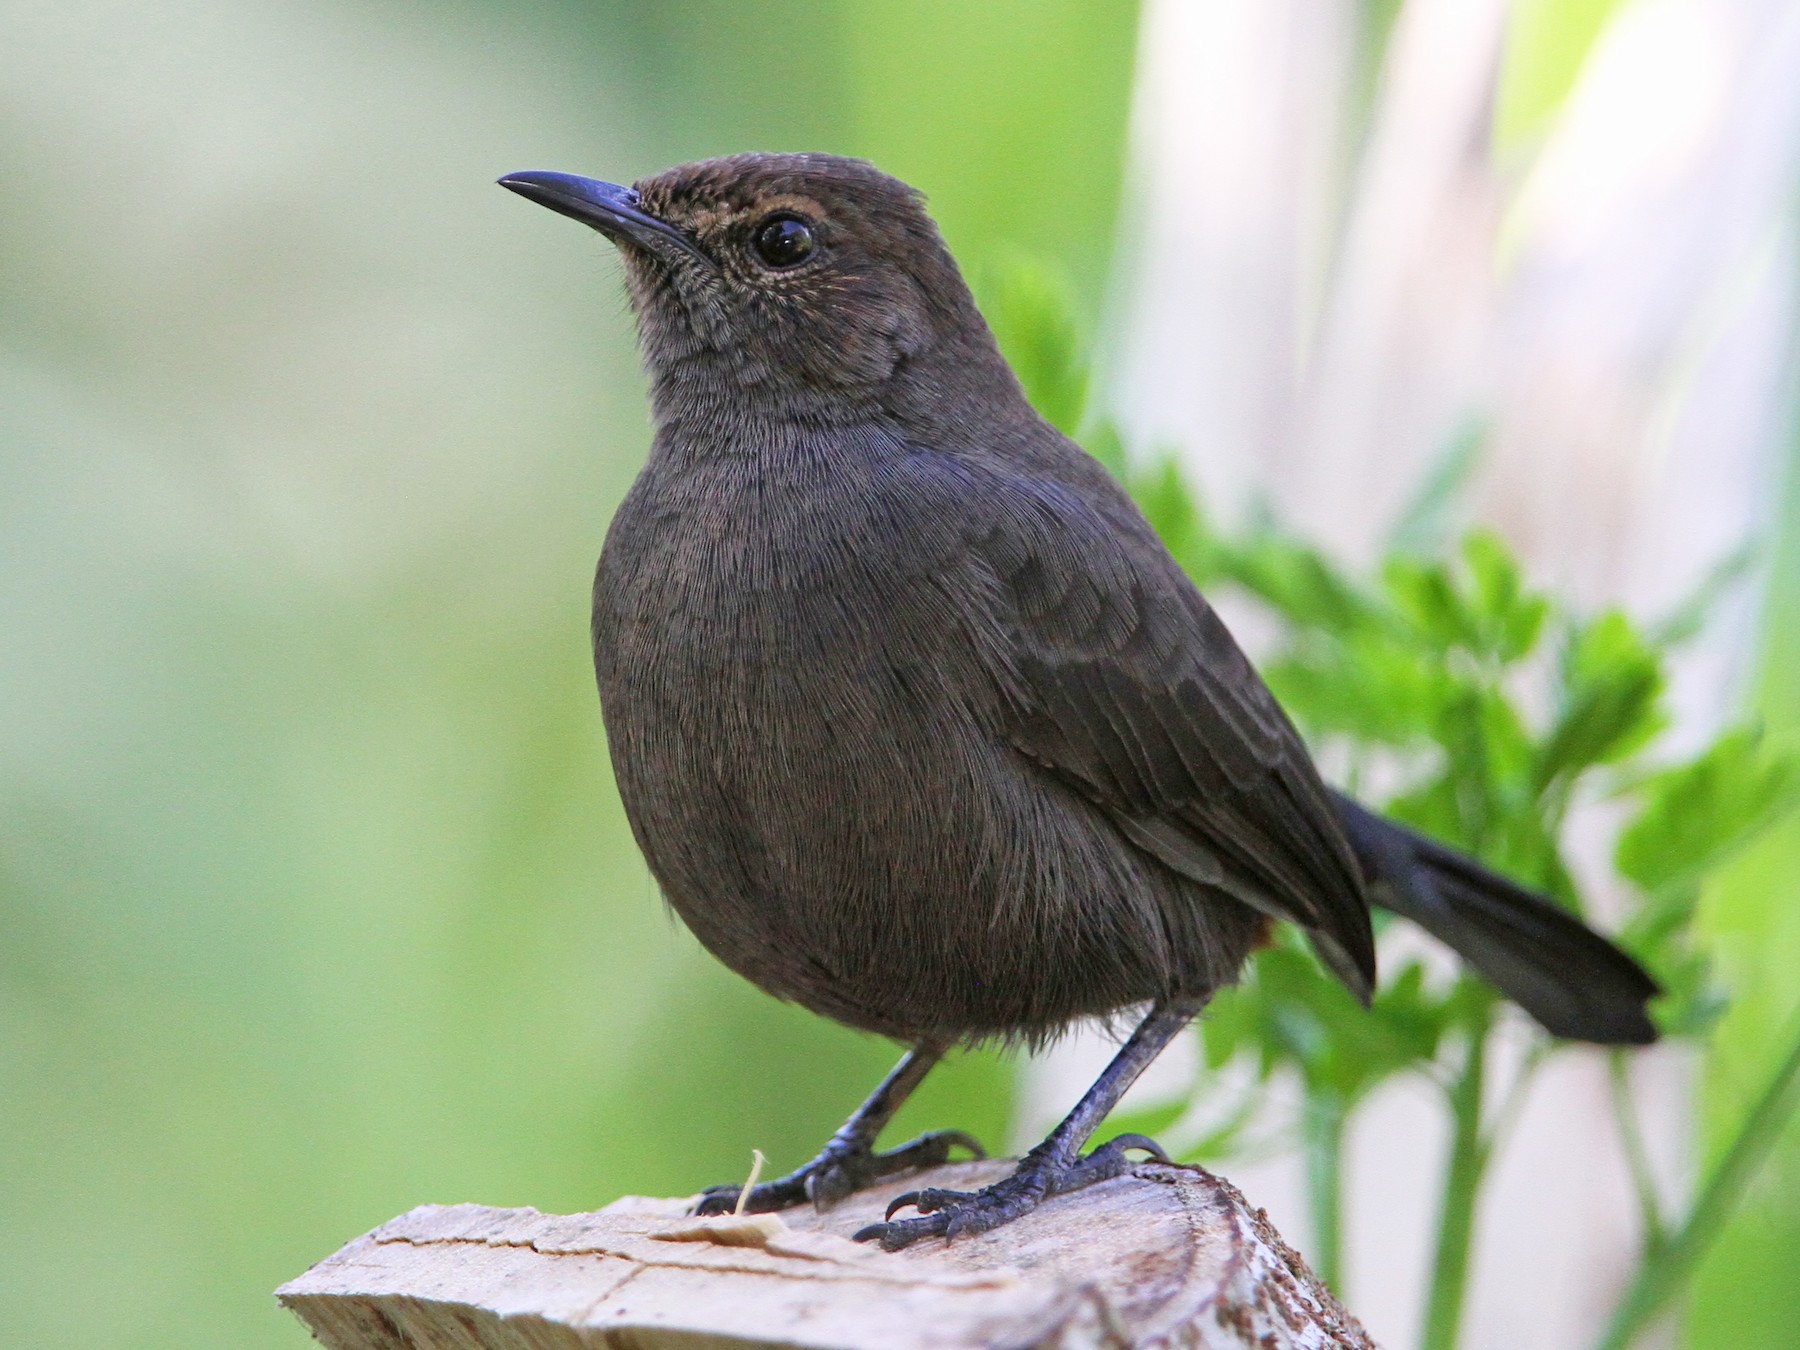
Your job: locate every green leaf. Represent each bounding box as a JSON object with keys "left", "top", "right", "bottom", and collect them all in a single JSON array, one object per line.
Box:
[
  {"left": 1462, "top": 531, "right": 1550, "bottom": 662},
  {"left": 1200, "top": 979, "right": 1269, "bottom": 1075},
  {"left": 1444, "top": 684, "right": 1536, "bottom": 813},
  {"left": 1617, "top": 729, "right": 1800, "bottom": 897},
  {"left": 1263, "top": 630, "right": 1451, "bottom": 747},
  {"left": 1378, "top": 532, "right": 1550, "bottom": 668},
  {"left": 1133, "top": 456, "right": 1215, "bottom": 580},
  {"left": 974, "top": 253, "right": 1089, "bottom": 435},
  {"left": 1080, "top": 420, "right": 1129, "bottom": 481},
  {"left": 1534, "top": 610, "right": 1666, "bottom": 791},
  {"left": 1644, "top": 945, "right": 1728, "bottom": 1039},
  {"left": 1384, "top": 554, "right": 1477, "bottom": 652},
  {"left": 1226, "top": 528, "right": 1379, "bottom": 635},
  {"left": 1202, "top": 937, "right": 1456, "bottom": 1105}
]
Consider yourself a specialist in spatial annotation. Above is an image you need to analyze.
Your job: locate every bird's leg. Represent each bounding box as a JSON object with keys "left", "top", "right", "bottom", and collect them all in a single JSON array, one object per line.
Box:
[
  {"left": 693, "top": 1038, "right": 983, "bottom": 1215},
  {"left": 855, "top": 1000, "right": 1201, "bottom": 1251}
]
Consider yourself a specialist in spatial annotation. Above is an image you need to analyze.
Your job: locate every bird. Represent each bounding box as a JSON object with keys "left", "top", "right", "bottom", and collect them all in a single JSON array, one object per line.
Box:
[{"left": 498, "top": 152, "right": 1659, "bottom": 1251}]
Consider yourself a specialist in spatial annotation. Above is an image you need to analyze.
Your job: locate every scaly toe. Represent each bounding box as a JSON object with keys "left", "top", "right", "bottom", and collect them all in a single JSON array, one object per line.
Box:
[
  {"left": 803, "top": 1160, "right": 858, "bottom": 1210},
  {"left": 813, "top": 1129, "right": 987, "bottom": 1210},
  {"left": 878, "top": 1128, "right": 987, "bottom": 1169},
  {"left": 1047, "top": 1133, "right": 1170, "bottom": 1194},
  {"left": 854, "top": 1212, "right": 950, "bottom": 1251},
  {"left": 691, "top": 1172, "right": 808, "bottom": 1216},
  {"left": 885, "top": 1185, "right": 980, "bottom": 1220},
  {"left": 1097, "top": 1132, "right": 1169, "bottom": 1163},
  {"left": 692, "top": 1186, "right": 745, "bottom": 1216}
]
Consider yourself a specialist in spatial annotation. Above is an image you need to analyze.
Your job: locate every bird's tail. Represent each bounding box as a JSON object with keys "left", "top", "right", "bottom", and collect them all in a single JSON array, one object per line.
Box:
[{"left": 1330, "top": 792, "right": 1660, "bottom": 1045}]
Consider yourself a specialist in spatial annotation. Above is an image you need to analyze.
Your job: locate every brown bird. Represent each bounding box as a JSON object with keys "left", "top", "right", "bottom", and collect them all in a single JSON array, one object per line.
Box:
[{"left": 499, "top": 153, "right": 1658, "bottom": 1251}]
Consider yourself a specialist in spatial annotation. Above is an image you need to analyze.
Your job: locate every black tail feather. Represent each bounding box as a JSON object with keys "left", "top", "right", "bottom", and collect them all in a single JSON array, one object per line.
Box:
[{"left": 1331, "top": 792, "right": 1660, "bottom": 1045}]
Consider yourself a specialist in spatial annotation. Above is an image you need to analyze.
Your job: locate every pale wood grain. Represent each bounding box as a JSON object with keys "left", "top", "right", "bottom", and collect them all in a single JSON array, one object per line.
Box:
[{"left": 278, "top": 1160, "right": 1374, "bottom": 1348}]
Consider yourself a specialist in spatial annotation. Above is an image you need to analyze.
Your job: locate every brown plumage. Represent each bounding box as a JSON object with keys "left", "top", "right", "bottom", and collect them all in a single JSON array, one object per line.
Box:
[{"left": 499, "top": 153, "right": 1658, "bottom": 1250}]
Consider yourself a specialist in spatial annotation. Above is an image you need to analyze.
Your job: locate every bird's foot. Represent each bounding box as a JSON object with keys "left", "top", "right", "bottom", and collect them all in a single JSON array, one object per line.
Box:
[
  {"left": 693, "top": 1128, "right": 986, "bottom": 1216},
  {"left": 853, "top": 1132, "right": 1167, "bottom": 1251}
]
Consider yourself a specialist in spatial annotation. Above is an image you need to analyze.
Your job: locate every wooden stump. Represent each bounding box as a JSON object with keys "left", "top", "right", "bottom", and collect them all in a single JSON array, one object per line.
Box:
[{"left": 278, "top": 1159, "right": 1374, "bottom": 1348}]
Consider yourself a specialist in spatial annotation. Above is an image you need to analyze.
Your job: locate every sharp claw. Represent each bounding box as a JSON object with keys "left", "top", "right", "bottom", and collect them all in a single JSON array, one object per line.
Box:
[
  {"left": 884, "top": 1218, "right": 945, "bottom": 1251},
  {"left": 1103, "top": 1132, "right": 1170, "bottom": 1163},
  {"left": 942, "top": 1129, "right": 986, "bottom": 1160},
  {"left": 884, "top": 1186, "right": 977, "bottom": 1220},
  {"left": 909, "top": 1186, "right": 978, "bottom": 1214},
  {"left": 807, "top": 1164, "right": 854, "bottom": 1211},
  {"left": 857, "top": 1214, "right": 948, "bottom": 1251},
  {"left": 853, "top": 1216, "right": 942, "bottom": 1248},
  {"left": 870, "top": 1128, "right": 988, "bottom": 1173}
]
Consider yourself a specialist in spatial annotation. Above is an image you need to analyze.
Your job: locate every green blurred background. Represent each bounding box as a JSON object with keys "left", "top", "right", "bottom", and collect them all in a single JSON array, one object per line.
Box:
[{"left": 3, "top": 2, "right": 1797, "bottom": 1347}]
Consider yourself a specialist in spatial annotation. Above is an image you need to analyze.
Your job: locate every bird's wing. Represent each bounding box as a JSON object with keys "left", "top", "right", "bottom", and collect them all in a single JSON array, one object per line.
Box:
[{"left": 951, "top": 461, "right": 1375, "bottom": 999}]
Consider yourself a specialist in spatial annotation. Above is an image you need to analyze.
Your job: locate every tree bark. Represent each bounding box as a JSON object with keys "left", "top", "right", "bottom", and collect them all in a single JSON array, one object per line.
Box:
[{"left": 278, "top": 1159, "right": 1374, "bottom": 1348}]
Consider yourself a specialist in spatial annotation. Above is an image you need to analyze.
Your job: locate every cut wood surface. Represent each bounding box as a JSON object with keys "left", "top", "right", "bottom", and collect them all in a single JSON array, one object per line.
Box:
[{"left": 278, "top": 1159, "right": 1374, "bottom": 1349}]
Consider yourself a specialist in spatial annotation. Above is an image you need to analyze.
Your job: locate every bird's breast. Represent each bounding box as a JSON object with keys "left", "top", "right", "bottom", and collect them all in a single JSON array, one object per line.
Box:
[
  {"left": 592, "top": 441, "right": 995, "bottom": 867},
  {"left": 588, "top": 447, "right": 1037, "bottom": 1025}
]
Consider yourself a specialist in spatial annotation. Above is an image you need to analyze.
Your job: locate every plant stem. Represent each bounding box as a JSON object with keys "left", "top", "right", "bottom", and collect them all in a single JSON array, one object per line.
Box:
[
  {"left": 1302, "top": 1087, "right": 1348, "bottom": 1294},
  {"left": 1593, "top": 1015, "right": 1800, "bottom": 1350},
  {"left": 1607, "top": 1050, "right": 1665, "bottom": 1245},
  {"left": 1482, "top": 1040, "right": 1547, "bottom": 1159},
  {"left": 1422, "top": 1016, "right": 1490, "bottom": 1350}
]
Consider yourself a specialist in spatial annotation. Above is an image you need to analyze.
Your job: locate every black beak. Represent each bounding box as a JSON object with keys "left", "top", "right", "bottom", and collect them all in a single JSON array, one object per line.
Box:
[{"left": 497, "top": 171, "right": 708, "bottom": 265}]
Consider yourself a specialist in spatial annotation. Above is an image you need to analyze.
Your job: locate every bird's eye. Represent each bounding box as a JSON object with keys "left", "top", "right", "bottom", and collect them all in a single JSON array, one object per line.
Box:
[{"left": 751, "top": 215, "right": 817, "bottom": 269}]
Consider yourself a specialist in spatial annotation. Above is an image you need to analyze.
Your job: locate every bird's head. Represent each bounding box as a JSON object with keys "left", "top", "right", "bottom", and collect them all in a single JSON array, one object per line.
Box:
[{"left": 500, "top": 153, "right": 1004, "bottom": 423}]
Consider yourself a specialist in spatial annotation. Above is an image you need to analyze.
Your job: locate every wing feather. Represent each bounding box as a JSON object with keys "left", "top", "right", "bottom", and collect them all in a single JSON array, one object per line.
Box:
[{"left": 961, "top": 463, "right": 1376, "bottom": 999}]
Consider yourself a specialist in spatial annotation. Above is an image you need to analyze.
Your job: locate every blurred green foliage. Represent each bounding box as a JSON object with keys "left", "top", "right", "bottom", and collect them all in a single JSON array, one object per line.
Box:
[
  {"left": 0, "top": 4, "right": 1139, "bottom": 1348},
  {"left": 1688, "top": 395, "right": 1800, "bottom": 1348}
]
